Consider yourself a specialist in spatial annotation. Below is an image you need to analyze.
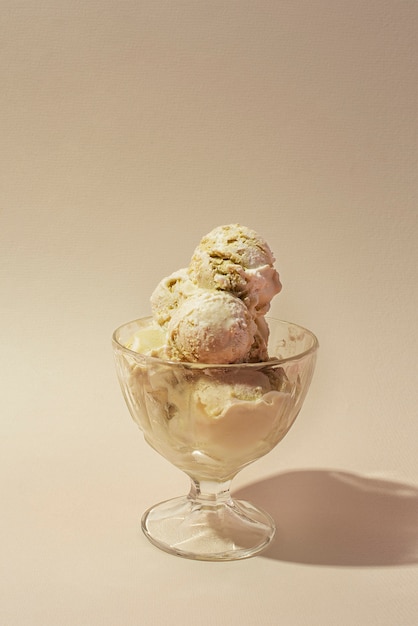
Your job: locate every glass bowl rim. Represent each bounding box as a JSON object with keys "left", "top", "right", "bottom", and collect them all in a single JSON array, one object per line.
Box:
[{"left": 112, "top": 316, "right": 319, "bottom": 369}]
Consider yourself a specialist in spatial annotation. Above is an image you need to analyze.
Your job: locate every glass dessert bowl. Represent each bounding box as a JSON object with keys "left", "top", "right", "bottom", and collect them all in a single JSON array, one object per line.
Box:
[{"left": 113, "top": 317, "right": 318, "bottom": 561}]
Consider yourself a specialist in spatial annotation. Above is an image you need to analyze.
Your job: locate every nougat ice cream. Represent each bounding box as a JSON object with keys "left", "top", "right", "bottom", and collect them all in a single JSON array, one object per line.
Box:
[
  {"left": 117, "top": 224, "right": 301, "bottom": 480},
  {"left": 167, "top": 290, "right": 257, "bottom": 364},
  {"left": 188, "top": 223, "right": 282, "bottom": 317},
  {"left": 143, "top": 224, "right": 282, "bottom": 363}
]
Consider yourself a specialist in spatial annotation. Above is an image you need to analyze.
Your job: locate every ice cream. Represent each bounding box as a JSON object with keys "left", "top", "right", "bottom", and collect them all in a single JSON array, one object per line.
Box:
[
  {"left": 141, "top": 224, "right": 282, "bottom": 363},
  {"left": 115, "top": 224, "right": 307, "bottom": 481},
  {"left": 188, "top": 223, "right": 282, "bottom": 317},
  {"left": 119, "top": 341, "right": 296, "bottom": 479},
  {"left": 167, "top": 290, "right": 257, "bottom": 364}
]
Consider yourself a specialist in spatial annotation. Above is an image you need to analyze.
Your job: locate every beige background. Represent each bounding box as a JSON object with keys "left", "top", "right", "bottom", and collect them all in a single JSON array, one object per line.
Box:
[{"left": 1, "top": 1, "right": 417, "bottom": 624}]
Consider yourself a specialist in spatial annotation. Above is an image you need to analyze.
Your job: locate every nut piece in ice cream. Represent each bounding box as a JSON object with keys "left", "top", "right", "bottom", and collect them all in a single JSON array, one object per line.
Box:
[
  {"left": 188, "top": 224, "right": 282, "bottom": 316},
  {"left": 167, "top": 291, "right": 257, "bottom": 364}
]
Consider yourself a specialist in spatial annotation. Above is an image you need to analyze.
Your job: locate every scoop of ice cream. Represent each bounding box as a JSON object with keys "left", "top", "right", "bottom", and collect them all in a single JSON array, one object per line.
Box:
[
  {"left": 151, "top": 268, "right": 198, "bottom": 327},
  {"left": 166, "top": 291, "right": 257, "bottom": 364},
  {"left": 133, "top": 362, "right": 293, "bottom": 471},
  {"left": 188, "top": 224, "right": 282, "bottom": 315},
  {"left": 193, "top": 368, "right": 277, "bottom": 416}
]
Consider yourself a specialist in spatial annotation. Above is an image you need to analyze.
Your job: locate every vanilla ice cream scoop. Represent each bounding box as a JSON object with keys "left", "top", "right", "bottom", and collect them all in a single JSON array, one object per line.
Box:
[
  {"left": 188, "top": 224, "right": 282, "bottom": 315},
  {"left": 167, "top": 291, "right": 257, "bottom": 363}
]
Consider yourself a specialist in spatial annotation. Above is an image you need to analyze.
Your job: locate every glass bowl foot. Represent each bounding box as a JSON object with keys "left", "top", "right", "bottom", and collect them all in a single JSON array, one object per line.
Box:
[{"left": 141, "top": 495, "right": 275, "bottom": 561}]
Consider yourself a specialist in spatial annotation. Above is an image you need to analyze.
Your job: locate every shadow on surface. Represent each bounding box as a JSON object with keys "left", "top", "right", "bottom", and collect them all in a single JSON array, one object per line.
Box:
[{"left": 234, "top": 469, "right": 418, "bottom": 566}]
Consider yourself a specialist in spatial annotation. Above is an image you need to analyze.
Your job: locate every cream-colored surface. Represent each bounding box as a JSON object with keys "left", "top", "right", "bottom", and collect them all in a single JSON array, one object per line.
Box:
[{"left": 1, "top": 1, "right": 417, "bottom": 624}]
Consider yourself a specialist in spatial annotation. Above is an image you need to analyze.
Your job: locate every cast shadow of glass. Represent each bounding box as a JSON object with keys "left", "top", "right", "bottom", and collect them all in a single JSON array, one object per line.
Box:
[{"left": 233, "top": 469, "right": 418, "bottom": 566}]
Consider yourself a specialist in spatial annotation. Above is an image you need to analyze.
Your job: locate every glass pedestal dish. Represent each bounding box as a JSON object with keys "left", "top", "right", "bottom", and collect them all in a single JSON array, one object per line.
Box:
[{"left": 113, "top": 317, "right": 318, "bottom": 561}]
